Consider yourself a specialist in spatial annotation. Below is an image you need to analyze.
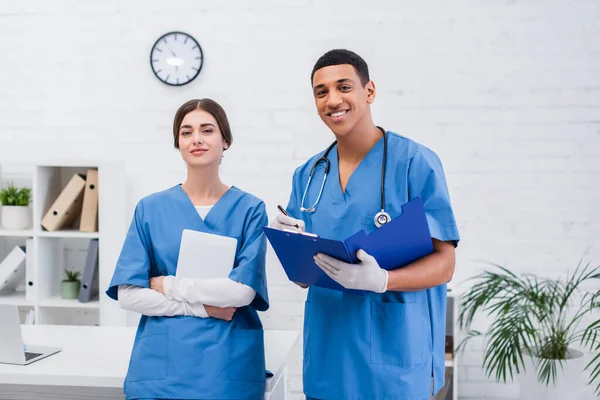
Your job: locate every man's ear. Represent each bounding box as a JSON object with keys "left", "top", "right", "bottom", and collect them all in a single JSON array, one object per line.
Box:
[{"left": 366, "top": 80, "right": 376, "bottom": 104}]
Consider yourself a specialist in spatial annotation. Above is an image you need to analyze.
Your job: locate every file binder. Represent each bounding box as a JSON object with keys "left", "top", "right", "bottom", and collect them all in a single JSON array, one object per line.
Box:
[
  {"left": 41, "top": 173, "right": 86, "bottom": 232},
  {"left": 25, "top": 238, "right": 36, "bottom": 301},
  {"left": 78, "top": 239, "right": 99, "bottom": 303},
  {"left": 263, "top": 197, "right": 434, "bottom": 292},
  {"left": 79, "top": 169, "right": 99, "bottom": 232},
  {"left": 0, "top": 245, "right": 26, "bottom": 293}
]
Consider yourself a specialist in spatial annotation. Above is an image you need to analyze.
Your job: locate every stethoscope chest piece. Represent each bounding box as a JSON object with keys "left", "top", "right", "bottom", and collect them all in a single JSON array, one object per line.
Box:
[{"left": 374, "top": 210, "right": 391, "bottom": 228}]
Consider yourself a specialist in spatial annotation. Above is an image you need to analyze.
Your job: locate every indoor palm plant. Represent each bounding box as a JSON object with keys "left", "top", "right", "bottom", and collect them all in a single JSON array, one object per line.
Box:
[
  {"left": 0, "top": 183, "right": 32, "bottom": 230},
  {"left": 458, "top": 262, "right": 600, "bottom": 399}
]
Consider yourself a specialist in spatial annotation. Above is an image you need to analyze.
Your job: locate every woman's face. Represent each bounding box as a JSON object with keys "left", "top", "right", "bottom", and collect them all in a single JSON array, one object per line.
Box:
[{"left": 178, "top": 109, "right": 228, "bottom": 168}]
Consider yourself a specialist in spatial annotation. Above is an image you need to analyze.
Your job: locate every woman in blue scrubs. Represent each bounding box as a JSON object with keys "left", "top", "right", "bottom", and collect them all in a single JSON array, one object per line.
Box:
[
  {"left": 106, "top": 99, "right": 269, "bottom": 400},
  {"left": 272, "top": 50, "right": 460, "bottom": 400}
]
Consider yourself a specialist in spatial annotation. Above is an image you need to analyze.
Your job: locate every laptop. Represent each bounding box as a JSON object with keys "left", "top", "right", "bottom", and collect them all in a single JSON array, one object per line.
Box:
[
  {"left": 0, "top": 305, "right": 61, "bottom": 365},
  {"left": 176, "top": 229, "right": 238, "bottom": 280}
]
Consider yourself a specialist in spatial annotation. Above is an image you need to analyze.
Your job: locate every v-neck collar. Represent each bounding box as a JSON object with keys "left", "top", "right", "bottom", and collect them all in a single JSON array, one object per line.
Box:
[
  {"left": 328, "top": 134, "right": 385, "bottom": 204},
  {"left": 170, "top": 184, "right": 240, "bottom": 232}
]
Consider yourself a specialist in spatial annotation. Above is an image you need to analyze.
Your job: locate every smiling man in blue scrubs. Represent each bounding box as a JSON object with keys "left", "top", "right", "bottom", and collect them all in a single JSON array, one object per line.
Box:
[{"left": 271, "top": 49, "right": 460, "bottom": 400}]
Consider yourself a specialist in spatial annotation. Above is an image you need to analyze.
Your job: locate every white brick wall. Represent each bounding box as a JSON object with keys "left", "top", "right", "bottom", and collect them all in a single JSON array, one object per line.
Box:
[{"left": 1, "top": 1, "right": 599, "bottom": 398}]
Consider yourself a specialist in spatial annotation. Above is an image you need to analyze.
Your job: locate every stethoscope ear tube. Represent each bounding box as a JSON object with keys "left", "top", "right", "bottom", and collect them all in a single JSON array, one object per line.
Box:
[{"left": 301, "top": 129, "right": 389, "bottom": 227}]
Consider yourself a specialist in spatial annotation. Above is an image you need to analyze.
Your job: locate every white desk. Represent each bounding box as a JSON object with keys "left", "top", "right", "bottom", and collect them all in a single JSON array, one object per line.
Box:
[{"left": 0, "top": 325, "right": 299, "bottom": 400}]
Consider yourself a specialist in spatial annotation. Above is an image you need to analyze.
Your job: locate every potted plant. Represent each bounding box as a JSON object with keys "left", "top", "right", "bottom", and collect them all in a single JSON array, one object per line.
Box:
[
  {"left": 0, "top": 183, "right": 32, "bottom": 230},
  {"left": 458, "top": 262, "right": 600, "bottom": 400},
  {"left": 61, "top": 269, "right": 81, "bottom": 299}
]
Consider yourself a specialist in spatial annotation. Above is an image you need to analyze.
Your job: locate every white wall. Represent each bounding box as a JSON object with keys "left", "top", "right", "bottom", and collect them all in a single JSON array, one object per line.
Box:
[{"left": 1, "top": 1, "right": 599, "bottom": 398}]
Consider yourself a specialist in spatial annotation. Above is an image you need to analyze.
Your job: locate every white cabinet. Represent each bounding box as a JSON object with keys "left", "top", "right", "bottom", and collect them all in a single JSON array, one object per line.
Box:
[{"left": 0, "top": 161, "right": 128, "bottom": 326}]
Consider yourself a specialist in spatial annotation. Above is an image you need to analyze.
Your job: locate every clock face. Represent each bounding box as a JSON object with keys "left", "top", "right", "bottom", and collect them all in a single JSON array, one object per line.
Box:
[{"left": 150, "top": 31, "right": 203, "bottom": 86}]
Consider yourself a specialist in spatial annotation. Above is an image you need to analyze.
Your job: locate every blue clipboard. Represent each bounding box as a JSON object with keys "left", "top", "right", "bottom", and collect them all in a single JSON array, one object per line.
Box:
[{"left": 262, "top": 197, "right": 434, "bottom": 292}]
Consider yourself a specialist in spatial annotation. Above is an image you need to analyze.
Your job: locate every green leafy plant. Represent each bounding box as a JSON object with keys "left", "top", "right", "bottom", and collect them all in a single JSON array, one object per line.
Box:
[
  {"left": 63, "top": 269, "right": 81, "bottom": 282},
  {"left": 457, "top": 261, "right": 600, "bottom": 395},
  {"left": 0, "top": 183, "right": 31, "bottom": 206}
]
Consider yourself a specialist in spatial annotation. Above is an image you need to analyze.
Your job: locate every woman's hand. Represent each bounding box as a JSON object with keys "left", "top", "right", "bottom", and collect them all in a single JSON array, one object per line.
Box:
[
  {"left": 150, "top": 276, "right": 166, "bottom": 294},
  {"left": 204, "top": 305, "right": 237, "bottom": 321}
]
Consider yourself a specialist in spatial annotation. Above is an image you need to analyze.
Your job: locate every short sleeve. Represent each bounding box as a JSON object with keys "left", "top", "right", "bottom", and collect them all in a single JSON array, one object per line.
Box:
[
  {"left": 408, "top": 148, "right": 460, "bottom": 246},
  {"left": 105, "top": 201, "right": 153, "bottom": 300},
  {"left": 285, "top": 169, "right": 302, "bottom": 218},
  {"left": 228, "top": 201, "right": 270, "bottom": 311}
]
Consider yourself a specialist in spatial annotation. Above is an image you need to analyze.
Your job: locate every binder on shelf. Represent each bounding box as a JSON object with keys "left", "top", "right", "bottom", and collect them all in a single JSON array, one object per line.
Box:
[
  {"left": 78, "top": 239, "right": 99, "bottom": 303},
  {"left": 79, "top": 169, "right": 98, "bottom": 233},
  {"left": 0, "top": 245, "right": 26, "bottom": 293},
  {"left": 41, "top": 173, "right": 86, "bottom": 232},
  {"left": 25, "top": 238, "right": 36, "bottom": 301},
  {"left": 263, "top": 197, "right": 434, "bottom": 292}
]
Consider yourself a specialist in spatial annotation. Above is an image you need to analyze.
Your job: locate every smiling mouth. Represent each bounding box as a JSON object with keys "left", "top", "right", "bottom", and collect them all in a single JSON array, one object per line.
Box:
[{"left": 328, "top": 110, "right": 348, "bottom": 117}]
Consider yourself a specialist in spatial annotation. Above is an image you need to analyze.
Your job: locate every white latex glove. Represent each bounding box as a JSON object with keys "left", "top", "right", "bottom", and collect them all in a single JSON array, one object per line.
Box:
[
  {"left": 269, "top": 213, "right": 305, "bottom": 233},
  {"left": 313, "top": 249, "right": 389, "bottom": 293}
]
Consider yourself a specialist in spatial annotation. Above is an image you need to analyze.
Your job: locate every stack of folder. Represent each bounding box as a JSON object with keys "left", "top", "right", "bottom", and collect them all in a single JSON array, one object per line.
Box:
[{"left": 41, "top": 169, "right": 98, "bottom": 232}]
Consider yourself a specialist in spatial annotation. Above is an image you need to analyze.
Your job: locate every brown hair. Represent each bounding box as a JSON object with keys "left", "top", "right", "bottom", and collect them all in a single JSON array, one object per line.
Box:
[{"left": 172, "top": 99, "right": 233, "bottom": 149}]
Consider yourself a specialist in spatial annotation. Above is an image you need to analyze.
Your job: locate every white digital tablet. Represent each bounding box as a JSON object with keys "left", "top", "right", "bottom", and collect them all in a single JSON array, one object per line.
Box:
[{"left": 176, "top": 229, "right": 238, "bottom": 280}]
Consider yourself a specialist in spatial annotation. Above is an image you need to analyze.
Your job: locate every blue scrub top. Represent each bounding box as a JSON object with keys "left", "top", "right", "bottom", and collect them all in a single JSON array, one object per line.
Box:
[
  {"left": 106, "top": 185, "right": 269, "bottom": 400},
  {"left": 287, "top": 131, "right": 460, "bottom": 400}
]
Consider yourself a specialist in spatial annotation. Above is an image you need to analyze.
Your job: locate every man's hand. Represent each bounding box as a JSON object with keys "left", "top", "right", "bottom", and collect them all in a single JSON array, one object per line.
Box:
[
  {"left": 205, "top": 305, "right": 237, "bottom": 321},
  {"left": 150, "top": 276, "right": 166, "bottom": 294},
  {"left": 270, "top": 214, "right": 305, "bottom": 233},
  {"left": 314, "top": 249, "right": 388, "bottom": 293},
  {"left": 271, "top": 214, "right": 309, "bottom": 288}
]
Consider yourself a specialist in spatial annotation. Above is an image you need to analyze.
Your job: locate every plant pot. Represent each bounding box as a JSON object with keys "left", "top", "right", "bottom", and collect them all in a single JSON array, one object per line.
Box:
[
  {"left": 0, "top": 206, "right": 31, "bottom": 230},
  {"left": 61, "top": 280, "right": 81, "bottom": 299},
  {"left": 518, "top": 348, "right": 585, "bottom": 400}
]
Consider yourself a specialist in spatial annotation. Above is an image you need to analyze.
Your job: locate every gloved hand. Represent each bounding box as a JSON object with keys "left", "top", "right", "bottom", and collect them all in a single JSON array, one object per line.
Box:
[
  {"left": 270, "top": 214, "right": 305, "bottom": 233},
  {"left": 313, "top": 249, "right": 388, "bottom": 293}
]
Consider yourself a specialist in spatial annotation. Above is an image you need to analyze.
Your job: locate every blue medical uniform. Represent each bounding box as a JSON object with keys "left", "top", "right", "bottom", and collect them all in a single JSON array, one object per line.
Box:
[
  {"left": 106, "top": 185, "right": 269, "bottom": 400},
  {"left": 286, "top": 131, "right": 460, "bottom": 400}
]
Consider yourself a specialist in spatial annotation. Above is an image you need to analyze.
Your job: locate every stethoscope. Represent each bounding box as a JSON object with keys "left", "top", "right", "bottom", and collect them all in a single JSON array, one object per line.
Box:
[{"left": 300, "top": 128, "right": 391, "bottom": 228}]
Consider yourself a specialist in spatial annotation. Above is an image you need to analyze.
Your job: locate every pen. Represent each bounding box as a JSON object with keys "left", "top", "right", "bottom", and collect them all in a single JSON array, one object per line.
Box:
[{"left": 277, "top": 205, "right": 300, "bottom": 229}]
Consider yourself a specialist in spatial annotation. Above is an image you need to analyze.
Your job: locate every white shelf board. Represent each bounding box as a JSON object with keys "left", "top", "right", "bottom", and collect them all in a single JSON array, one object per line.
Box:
[
  {"left": 0, "top": 291, "right": 32, "bottom": 306},
  {"left": 36, "top": 161, "right": 101, "bottom": 168},
  {"left": 38, "top": 297, "right": 100, "bottom": 309},
  {"left": 36, "top": 229, "right": 99, "bottom": 239},
  {"left": 0, "top": 229, "right": 34, "bottom": 237}
]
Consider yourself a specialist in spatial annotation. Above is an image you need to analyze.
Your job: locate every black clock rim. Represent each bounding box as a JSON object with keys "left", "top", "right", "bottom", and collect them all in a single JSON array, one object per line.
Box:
[{"left": 150, "top": 31, "right": 204, "bottom": 87}]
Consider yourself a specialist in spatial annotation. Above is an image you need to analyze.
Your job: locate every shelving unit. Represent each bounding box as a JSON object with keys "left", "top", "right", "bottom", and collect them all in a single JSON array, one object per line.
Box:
[
  {"left": 0, "top": 161, "right": 128, "bottom": 326},
  {"left": 445, "top": 290, "right": 459, "bottom": 400}
]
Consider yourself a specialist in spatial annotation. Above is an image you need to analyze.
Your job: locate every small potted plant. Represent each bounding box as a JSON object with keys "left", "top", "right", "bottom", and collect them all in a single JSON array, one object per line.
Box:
[
  {"left": 61, "top": 269, "right": 81, "bottom": 299},
  {"left": 458, "top": 262, "right": 600, "bottom": 399},
  {"left": 0, "top": 183, "right": 32, "bottom": 230}
]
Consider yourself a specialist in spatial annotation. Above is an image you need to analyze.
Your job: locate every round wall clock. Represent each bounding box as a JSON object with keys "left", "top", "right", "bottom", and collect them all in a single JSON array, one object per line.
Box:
[{"left": 150, "top": 31, "right": 203, "bottom": 86}]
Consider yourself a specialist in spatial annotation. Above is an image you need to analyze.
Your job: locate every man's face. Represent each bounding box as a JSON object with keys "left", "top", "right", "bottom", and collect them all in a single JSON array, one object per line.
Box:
[{"left": 312, "top": 64, "right": 375, "bottom": 137}]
